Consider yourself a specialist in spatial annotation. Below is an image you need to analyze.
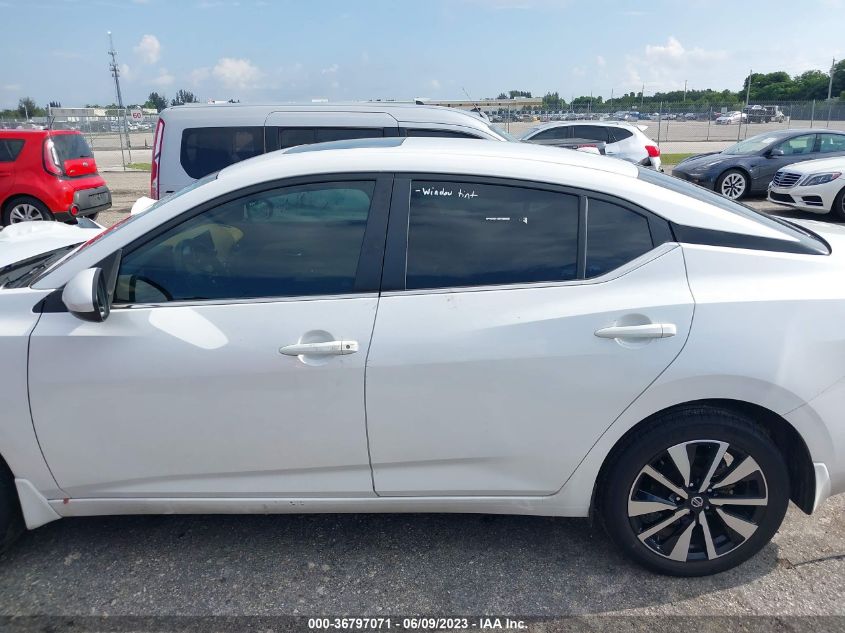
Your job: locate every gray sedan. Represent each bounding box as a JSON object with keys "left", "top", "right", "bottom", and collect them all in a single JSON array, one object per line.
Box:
[{"left": 672, "top": 129, "right": 845, "bottom": 200}]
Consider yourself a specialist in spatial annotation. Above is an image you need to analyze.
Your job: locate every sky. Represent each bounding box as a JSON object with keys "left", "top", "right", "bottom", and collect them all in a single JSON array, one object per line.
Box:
[{"left": 1, "top": 0, "right": 843, "bottom": 109}]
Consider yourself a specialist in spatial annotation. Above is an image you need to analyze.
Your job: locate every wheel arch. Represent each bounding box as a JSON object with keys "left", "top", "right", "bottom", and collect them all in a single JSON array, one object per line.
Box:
[
  {"left": 716, "top": 165, "right": 752, "bottom": 189},
  {"left": 590, "top": 398, "right": 816, "bottom": 518}
]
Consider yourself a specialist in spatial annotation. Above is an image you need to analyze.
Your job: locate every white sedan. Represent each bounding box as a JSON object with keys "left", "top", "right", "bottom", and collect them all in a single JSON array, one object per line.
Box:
[
  {"left": 1, "top": 138, "right": 844, "bottom": 576},
  {"left": 768, "top": 156, "right": 845, "bottom": 219},
  {"left": 715, "top": 111, "right": 747, "bottom": 125}
]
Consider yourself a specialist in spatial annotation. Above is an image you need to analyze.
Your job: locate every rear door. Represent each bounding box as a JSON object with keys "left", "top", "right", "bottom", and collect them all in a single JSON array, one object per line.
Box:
[
  {"left": 264, "top": 111, "right": 399, "bottom": 151},
  {"left": 0, "top": 138, "right": 23, "bottom": 202},
  {"left": 365, "top": 176, "right": 694, "bottom": 496}
]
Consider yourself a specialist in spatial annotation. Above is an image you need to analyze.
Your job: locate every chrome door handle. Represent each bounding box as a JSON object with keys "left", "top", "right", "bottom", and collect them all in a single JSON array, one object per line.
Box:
[
  {"left": 279, "top": 340, "right": 359, "bottom": 356},
  {"left": 594, "top": 323, "right": 677, "bottom": 340}
]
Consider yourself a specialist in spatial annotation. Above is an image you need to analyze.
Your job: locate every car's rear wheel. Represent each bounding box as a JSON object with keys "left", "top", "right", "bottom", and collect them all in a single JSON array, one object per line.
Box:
[
  {"left": 832, "top": 187, "right": 845, "bottom": 222},
  {"left": 0, "top": 460, "right": 24, "bottom": 554},
  {"left": 598, "top": 407, "right": 789, "bottom": 576},
  {"left": 2, "top": 196, "right": 52, "bottom": 225},
  {"left": 716, "top": 170, "right": 749, "bottom": 200}
]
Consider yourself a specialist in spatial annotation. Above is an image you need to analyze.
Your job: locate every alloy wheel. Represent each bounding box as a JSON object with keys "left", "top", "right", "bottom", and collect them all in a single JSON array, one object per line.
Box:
[
  {"left": 8, "top": 203, "right": 46, "bottom": 223},
  {"left": 627, "top": 440, "right": 768, "bottom": 563},
  {"left": 720, "top": 173, "right": 747, "bottom": 199}
]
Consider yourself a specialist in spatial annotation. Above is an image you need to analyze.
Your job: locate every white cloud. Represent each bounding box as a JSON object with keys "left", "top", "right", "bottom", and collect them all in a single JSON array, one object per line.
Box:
[
  {"left": 120, "top": 63, "right": 132, "bottom": 81},
  {"left": 644, "top": 36, "right": 727, "bottom": 65},
  {"left": 624, "top": 36, "right": 729, "bottom": 92},
  {"left": 134, "top": 34, "right": 161, "bottom": 64},
  {"left": 321, "top": 63, "right": 339, "bottom": 75},
  {"left": 1, "top": 84, "right": 21, "bottom": 92},
  {"left": 149, "top": 67, "right": 174, "bottom": 87},
  {"left": 190, "top": 67, "right": 211, "bottom": 86},
  {"left": 213, "top": 57, "right": 262, "bottom": 90},
  {"left": 596, "top": 55, "right": 606, "bottom": 67},
  {"left": 429, "top": 79, "right": 441, "bottom": 90}
]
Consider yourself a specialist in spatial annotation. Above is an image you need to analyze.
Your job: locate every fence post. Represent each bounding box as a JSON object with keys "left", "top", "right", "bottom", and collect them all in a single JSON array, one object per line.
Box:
[
  {"left": 656, "top": 102, "right": 662, "bottom": 146},
  {"left": 810, "top": 100, "right": 815, "bottom": 128},
  {"left": 706, "top": 106, "right": 711, "bottom": 141},
  {"left": 787, "top": 103, "right": 791, "bottom": 129},
  {"left": 828, "top": 99, "right": 833, "bottom": 129},
  {"left": 737, "top": 109, "right": 742, "bottom": 142}
]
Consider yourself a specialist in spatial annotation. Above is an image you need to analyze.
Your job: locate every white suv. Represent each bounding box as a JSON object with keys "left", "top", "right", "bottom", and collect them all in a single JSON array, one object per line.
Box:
[
  {"left": 150, "top": 103, "right": 511, "bottom": 199},
  {"left": 520, "top": 121, "right": 662, "bottom": 170}
]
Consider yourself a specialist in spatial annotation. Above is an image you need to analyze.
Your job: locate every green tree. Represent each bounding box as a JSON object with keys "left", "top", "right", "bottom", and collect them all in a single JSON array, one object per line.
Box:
[
  {"left": 171, "top": 89, "right": 199, "bottom": 106},
  {"left": 17, "top": 97, "right": 44, "bottom": 118},
  {"left": 541, "top": 91, "right": 565, "bottom": 110},
  {"left": 508, "top": 90, "right": 532, "bottom": 98},
  {"left": 496, "top": 92, "right": 508, "bottom": 99},
  {"left": 144, "top": 92, "right": 168, "bottom": 112}
]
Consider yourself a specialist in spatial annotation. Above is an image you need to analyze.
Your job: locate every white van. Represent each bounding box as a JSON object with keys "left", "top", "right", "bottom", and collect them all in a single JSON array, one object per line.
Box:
[{"left": 149, "top": 103, "right": 512, "bottom": 199}]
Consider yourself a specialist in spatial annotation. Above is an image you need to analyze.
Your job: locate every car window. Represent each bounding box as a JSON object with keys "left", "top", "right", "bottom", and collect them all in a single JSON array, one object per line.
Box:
[
  {"left": 405, "top": 129, "right": 479, "bottom": 139},
  {"left": 405, "top": 180, "right": 579, "bottom": 290},
  {"left": 586, "top": 199, "right": 653, "bottom": 277},
  {"left": 774, "top": 134, "right": 816, "bottom": 156},
  {"left": 51, "top": 134, "right": 93, "bottom": 161},
  {"left": 530, "top": 127, "right": 569, "bottom": 140},
  {"left": 571, "top": 126, "right": 610, "bottom": 143},
  {"left": 0, "top": 139, "right": 25, "bottom": 161},
  {"left": 607, "top": 127, "right": 634, "bottom": 143},
  {"left": 114, "top": 181, "right": 375, "bottom": 304},
  {"left": 181, "top": 127, "right": 264, "bottom": 179},
  {"left": 818, "top": 134, "right": 845, "bottom": 154},
  {"left": 278, "top": 127, "right": 384, "bottom": 149}
]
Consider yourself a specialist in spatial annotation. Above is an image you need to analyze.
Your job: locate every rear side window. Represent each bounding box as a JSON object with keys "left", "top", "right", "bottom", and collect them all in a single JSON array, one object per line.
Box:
[
  {"left": 51, "top": 134, "right": 93, "bottom": 161},
  {"left": 181, "top": 127, "right": 264, "bottom": 179},
  {"left": 586, "top": 199, "right": 653, "bottom": 277},
  {"left": 405, "top": 129, "right": 479, "bottom": 139},
  {"left": 818, "top": 133, "right": 845, "bottom": 154},
  {"left": 571, "top": 126, "right": 609, "bottom": 143},
  {"left": 278, "top": 127, "right": 384, "bottom": 149},
  {"left": 0, "top": 139, "right": 24, "bottom": 162},
  {"left": 406, "top": 180, "right": 579, "bottom": 289},
  {"left": 607, "top": 127, "right": 634, "bottom": 143}
]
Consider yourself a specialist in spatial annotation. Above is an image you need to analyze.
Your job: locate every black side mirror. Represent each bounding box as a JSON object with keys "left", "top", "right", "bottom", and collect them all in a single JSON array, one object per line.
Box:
[{"left": 767, "top": 148, "right": 784, "bottom": 158}]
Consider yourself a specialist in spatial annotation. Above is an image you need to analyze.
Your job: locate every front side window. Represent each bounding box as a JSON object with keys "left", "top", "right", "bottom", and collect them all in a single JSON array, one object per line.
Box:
[
  {"left": 774, "top": 134, "right": 816, "bottom": 156},
  {"left": 529, "top": 127, "right": 569, "bottom": 141},
  {"left": 586, "top": 199, "right": 653, "bottom": 277},
  {"left": 180, "top": 127, "right": 264, "bottom": 179},
  {"left": 114, "top": 181, "right": 375, "bottom": 304},
  {"left": 278, "top": 127, "right": 384, "bottom": 149},
  {"left": 405, "top": 180, "right": 579, "bottom": 290},
  {"left": 818, "top": 133, "right": 845, "bottom": 154},
  {"left": 0, "top": 139, "right": 25, "bottom": 162}
]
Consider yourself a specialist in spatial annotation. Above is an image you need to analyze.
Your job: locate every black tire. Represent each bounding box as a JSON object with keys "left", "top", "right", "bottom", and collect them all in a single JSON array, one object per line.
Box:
[
  {"left": 831, "top": 187, "right": 845, "bottom": 222},
  {"left": 598, "top": 406, "right": 789, "bottom": 576},
  {"left": 0, "top": 460, "right": 24, "bottom": 553},
  {"left": 716, "top": 169, "right": 750, "bottom": 200},
  {"left": 2, "top": 196, "right": 53, "bottom": 226}
]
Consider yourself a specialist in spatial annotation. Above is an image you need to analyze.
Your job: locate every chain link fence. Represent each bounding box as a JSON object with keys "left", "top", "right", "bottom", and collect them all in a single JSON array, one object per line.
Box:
[{"left": 0, "top": 108, "right": 158, "bottom": 170}]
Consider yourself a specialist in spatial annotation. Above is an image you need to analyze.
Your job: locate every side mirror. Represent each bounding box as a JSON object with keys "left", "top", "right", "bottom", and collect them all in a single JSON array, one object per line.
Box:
[
  {"left": 768, "top": 148, "right": 784, "bottom": 158},
  {"left": 62, "top": 267, "right": 111, "bottom": 322}
]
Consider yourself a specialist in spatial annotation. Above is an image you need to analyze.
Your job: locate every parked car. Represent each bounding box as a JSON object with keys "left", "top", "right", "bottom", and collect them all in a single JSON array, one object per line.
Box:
[
  {"left": 3, "top": 137, "right": 843, "bottom": 577},
  {"left": 150, "top": 103, "right": 513, "bottom": 200},
  {"left": 520, "top": 121, "right": 661, "bottom": 169},
  {"left": 714, "top": 111, "right": 747, "bottom": 125},
  {"left": 0, "top": 219, "right": 103, "bottom": 268},
  {"left": 768, "top": 153, "right": 845, "bottom": 218},
  {"left": 0, "top": 130, "right": 111, "bottom": 225},
  {"left": 672, "top": 129, "right": 845, "bottom": 199},
  {"left": 744, "top": 105, "right": 786, "bottom": 124}
]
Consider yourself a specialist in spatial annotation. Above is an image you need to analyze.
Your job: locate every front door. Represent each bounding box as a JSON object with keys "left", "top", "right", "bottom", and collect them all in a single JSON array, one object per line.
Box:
[
  {"left": 756, "top": 133, "right": 819, "bottom": 186},
  {"left": 29, "top": 176, "right": 391, "bottom": 498},
  {"left": 366, "top": 177, "right": 694, "bottom": 496}
]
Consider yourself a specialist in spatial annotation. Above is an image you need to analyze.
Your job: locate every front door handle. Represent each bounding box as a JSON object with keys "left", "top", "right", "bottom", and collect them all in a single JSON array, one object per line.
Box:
[
  {"left": 279, "top": 340, "right": 359, "bottom": 356},
  {"left": 594, "top": 323, "right": 677, "bottom": 340}
]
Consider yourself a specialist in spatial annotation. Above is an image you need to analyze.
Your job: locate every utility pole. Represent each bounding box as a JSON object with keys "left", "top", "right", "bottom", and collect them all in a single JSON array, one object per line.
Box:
[
  {"left": 683, "top": 79, "right": 687, "bottom": 103},
  {"left": 745, "top": 69, "right": 752, "bottom": 106},
  {"left": 641, "top": 83, "right": 645, "bottom": 109},
  {"left": 107, "top": 31, "right": 130, "bottom": 166},
  {"left": 829, "top": 58, "right": 836, "bottom": 101}
]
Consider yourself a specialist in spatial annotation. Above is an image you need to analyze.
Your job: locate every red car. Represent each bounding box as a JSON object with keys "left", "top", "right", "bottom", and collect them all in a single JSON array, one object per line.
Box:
[{"left": 0, "top": 129, "right": 111, "bottom": 226}]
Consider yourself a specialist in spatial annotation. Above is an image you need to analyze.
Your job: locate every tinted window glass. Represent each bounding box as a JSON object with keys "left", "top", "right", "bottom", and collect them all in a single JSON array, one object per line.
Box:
[
  {"left": 406, "top": 181, "right": 579, "bottom": 289},
  {"left": 405, "top": 129, "right": 479, "bottom": 139},
  {"left": 586, "top": 199, "right": 653, "bottom": 277},
  {"left": 52, "top": 134, "right": 93, "bottom": 160},
  {"left": 278, "top": 127, "right": 384, "bottom": 149},
  {"left": 607, "top": 127, "right": 634, "bottom": 143},
  {"left": 114, "top": 181, "right": 374, "bottom": 303},
  {"left": 530, "top": 127, "right": 569, "bottom": 140},
  {"left": 818, "top": 133, "right": 845, "bottom": 153},
  {"left": 180, "top": 127, "right": 264, "bottom": 179},
  {"left": 571, "top": 126, "right": 610, "bottom": 143},
  {"left": 0, "top": 139, "right": 24, "bottom": 162},
  {"left": 774, "top": 134, "right": 816, "bottom": 156}
]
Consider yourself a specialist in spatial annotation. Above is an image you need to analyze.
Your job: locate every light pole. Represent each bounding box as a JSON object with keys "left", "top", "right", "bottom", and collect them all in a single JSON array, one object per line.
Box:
[
  {"left": 829, "top": 57, "right": 836, "bottom": 101},
  {"left": 107, "top": 31, "right": 130, "bottom": 166}
]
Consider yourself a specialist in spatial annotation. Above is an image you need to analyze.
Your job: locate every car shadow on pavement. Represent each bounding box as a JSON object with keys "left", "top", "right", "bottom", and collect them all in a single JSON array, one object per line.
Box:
[{"left": 0, "top": 512, "right": 779, "bottom": 616}]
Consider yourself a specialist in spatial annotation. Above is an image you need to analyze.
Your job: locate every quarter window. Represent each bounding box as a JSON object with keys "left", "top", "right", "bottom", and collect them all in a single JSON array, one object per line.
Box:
[
  {"left": 180, "top": 127, "right": 264, "bottom": 179},
  {"left": 114, "top": 181, "right": 375, "bottom": 303},
  {"left": 405, "top": 181, "right": 579, "bottom": 289},
  {"left": 0, "top": 139, "right": 24, "bottom": 162},
  {"left": 607, "top": 127, "right": 634, "bottom": 143},
  {"left": 586, "top": 199, "right": 653, "bottom": 277},
  {"left": 278, "top": 127, "right": 384, "bottom": 149}
]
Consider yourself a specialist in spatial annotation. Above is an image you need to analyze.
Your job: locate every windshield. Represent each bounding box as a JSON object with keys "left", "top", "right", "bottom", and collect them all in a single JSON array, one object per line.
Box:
[
  {"left": 722, "top": 133, "right": 781, "bottom": 156},
  {"left": 637, "top": 166, "right": 828, "bottom": 254},
  {"left": 518, "top": 127, "right": 542, "bottom": 140},
  {"left": 0, "top": 245, "right": 79, "bottom": 289},
  {"left": 52, "top": 134, "right": 93, "bottom": 161}
]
